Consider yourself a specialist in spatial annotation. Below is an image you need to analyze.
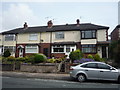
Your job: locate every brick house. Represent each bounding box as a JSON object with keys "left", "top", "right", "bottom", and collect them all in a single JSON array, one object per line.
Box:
[
  {"left": 1, "top": 19, "right": 109, "bottom": 58},
  {"left": 111, "top": 25, "right": 120, "bottom": 41}
]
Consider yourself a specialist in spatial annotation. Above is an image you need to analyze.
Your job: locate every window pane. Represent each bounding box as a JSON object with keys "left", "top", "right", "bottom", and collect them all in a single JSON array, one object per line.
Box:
[
  {"left": 86, "top": 63, "right": 97, "bottom": 68},
  {"left": 81, "top": 45, "right": 96, "bottom": 53},
  {"left": 5, "top": 35, "right": 15, "bottom": 41},
  {"left": 66, "top": 48, "right": 70, "bottom": 52},
  {"left": 25, "top": 45, "right": 38, "bottom": 53},
  {"left": 85, "top": 31, "right": 92, "bottom": 38},
  {"left": 29, "top": 34, "right": 38, "bottom": 40},
  {"left": 4, "top": 46, "right": 15, "bottom": 52},
  {"left": 53, "top": 48, "right": 64, "bottom": 52},
  {"left": 98, "top": 64, "right": 110, "bottom": 69},
  {"left": 81, "top": 30, "right": 96, "bottom": 39},
  {"left": 55, "top": 32, "right": 64, "bottom": 39}
]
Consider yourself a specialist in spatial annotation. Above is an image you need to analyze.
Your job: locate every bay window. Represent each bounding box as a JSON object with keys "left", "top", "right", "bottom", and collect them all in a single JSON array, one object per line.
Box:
[
  {"left": 25, "top": 45, "right": 38, "bottom": 53},
  {"left": 81, "top": 44, "right": 96, "bottom": 53},
  {"left": 52, "top": 45, "right": 64, "bottom": 53}
]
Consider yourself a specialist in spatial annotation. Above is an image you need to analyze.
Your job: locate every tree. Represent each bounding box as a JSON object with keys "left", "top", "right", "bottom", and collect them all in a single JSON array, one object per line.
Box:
[
  {"left": 109, "top": 40, "right": 120, "bottom": 67},
  {"left": 3, "top": 49, "right": 11, "bottom": 57}
]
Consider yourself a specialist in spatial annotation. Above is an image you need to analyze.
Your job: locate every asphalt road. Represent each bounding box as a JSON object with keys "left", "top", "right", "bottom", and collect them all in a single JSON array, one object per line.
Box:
[{"left": 1, "top": 76, "right": 120, "bottom": 89}]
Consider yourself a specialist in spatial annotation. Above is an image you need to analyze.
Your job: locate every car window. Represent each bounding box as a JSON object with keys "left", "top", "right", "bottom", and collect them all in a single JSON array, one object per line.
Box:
[
  {"left": 81, "top": 64, "right": 87, "bottom": 68},
  {"left": 86, "top": 63, "right": 97, "bottom": 68},
  {"left": 81, "top": 63, "right": 97, "bottom": 68},
  {"left": 97, "top": 63, "right": 111, "bottom": 69}
]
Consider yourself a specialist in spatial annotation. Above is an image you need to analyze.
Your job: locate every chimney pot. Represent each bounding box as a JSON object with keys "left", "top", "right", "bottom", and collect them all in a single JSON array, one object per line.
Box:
[
  {"left": 76, "top": 19, "right": 80, "bottom": 26},
  {"left": 23, "top": 22, "right": 28, "bottom": 29},
  {"left": 47, "top": 20, "right": 53, "bottom": 28}
]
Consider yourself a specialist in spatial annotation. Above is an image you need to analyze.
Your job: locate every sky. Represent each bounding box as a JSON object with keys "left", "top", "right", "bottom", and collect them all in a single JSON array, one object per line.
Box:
[{"left": 0, "top": 0, "right": 120, "bottom": 35}]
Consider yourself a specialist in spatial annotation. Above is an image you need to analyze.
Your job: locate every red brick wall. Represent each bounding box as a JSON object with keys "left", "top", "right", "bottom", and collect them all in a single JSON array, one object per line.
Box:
[
  {"left": 51, "top": 53, "right": 65, "bottom": 58},
  {"left": 40, "top": 43, "right": 51, "bottom": 57},
  {"left": 111, "top": 28, "right": 119, "bottom": 41}
]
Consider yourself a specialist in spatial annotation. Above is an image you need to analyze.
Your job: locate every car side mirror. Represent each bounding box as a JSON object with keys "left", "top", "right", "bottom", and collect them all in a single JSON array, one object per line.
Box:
[{"left": 110, "top": 67, "right": 115, "bottom": 70}]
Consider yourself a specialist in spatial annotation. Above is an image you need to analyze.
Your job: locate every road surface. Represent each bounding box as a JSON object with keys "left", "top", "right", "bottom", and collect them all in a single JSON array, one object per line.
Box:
[{"left": 1, "top": 76, "right": 120, "bottom": 89}]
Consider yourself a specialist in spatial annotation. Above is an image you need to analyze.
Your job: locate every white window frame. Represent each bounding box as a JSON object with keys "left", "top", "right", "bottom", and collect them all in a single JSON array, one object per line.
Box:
[
  {"left": 29, "top": 33, "right": 38, "bottom": 41},
  {"left": 4, "top": 34, "right": 15, "bottom": 41},
  {"left": 52, "top": 45, "right": 76, "bottom": 53},
  {"left": 4, "top": 46, "right": 15, "bottom": 53},
  {"left": 52, "top": 45, "right": 64, "bottom": 53},
  {"left": 55, "top": 32, "right": 64, "bottom": 39},
  {"left": 25, "top": 45, "right": 38, "bottom": 53}
]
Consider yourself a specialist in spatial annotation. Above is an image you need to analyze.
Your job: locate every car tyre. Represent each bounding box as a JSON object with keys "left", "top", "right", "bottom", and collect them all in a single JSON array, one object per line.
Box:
[{"left": 77, "top": 74, "right": 86, "bottom": 82}]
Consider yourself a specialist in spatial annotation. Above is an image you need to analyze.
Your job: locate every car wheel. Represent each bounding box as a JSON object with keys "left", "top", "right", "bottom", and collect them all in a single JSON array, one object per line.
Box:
[{"left": 77, "top": 74, "right": 86, "bottom": 82}]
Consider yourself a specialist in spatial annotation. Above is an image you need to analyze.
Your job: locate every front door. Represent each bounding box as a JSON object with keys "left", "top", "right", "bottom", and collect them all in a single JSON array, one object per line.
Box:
[
  {"left": 19, "top": 48, "right": 23, "bottom": 57},
  {"left": 66, "top": 45, "right": 76, "bottom": 59},
  {"left": 102, "top": 46, "right": 106, "bottom": 58},
  {"left": 43, "top": 48, "right": 48, "bottom": 57}
]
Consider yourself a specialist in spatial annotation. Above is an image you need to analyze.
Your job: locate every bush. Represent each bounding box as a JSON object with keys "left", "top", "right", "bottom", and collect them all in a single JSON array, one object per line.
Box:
[
  {"left": 94, "top": 53, "right": 101, "bottom": 61},
  {"left": 87, "top": 54, "right": 94, "bottom": 60},
  {"left": 7, "top": 56, "right": 16, "bottom": 61},
  {"left": 69, "top": 49, "right": 83, "bottom": 62},
  {"left": 34, "top": 54, "right": 47, "bottom": 63},
  {"left": 16, "top": 57, "right": 26, "bottom": 62},
  {"left": 73, "top": 58, "right": 94, "bottom": 64},
  {"left": 47, "top": 59, "right": 56, "bottom": 63},
  {"left": 3, "top": 49, "right": 11, "bottom": 57},
  {"left": 25, "top": 54, "right": 35, "bottom": 64}
]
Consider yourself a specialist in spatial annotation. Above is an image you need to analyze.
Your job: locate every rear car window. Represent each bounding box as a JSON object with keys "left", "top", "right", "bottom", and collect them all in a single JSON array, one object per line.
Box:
[{"left": 81, "top": 63, "right": 97, "bottom": 68}]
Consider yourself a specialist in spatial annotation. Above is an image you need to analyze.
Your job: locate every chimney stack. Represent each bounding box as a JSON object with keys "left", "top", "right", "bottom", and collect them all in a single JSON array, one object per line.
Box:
[
  {"left": 23, "top": 22, "right": 28, "bottom": 29},
  {"left": 76, "top": 19, "right": 80, "bottom": 26},
  {"left": 47, "top": 20, "right": 53, "bottom": 28}
]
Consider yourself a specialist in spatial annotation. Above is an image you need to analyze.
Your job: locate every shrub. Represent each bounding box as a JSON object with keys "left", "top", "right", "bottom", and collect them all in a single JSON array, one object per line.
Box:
[
  {"left": 87, "top": 54, "right": 94, "bottom": 60},
  {"left": 47, "top": 58, "right": 63, "bottom": 63},
  {"left": 73, "top": 58, "right": 94, "bottom": 64},
  {"left": 7, "top": 56, "right": 16, "bottom": 61},
  {"left": 94, "top": 53, "right": 101, "bottom": 61},
  {"left": 69, "top": 49, "right": 83, "bottom": 62},
  {"left": 47, "top": 59, "right": 56, "bottom": 63},
  {"left": 34, "top": 54, "right": 47, "bottom": 63},
  {"left": 3, "top": 49, "right": 11, "bottom": 57},
  {"left": 16, "top": 57, "right": 26, "bottom": 62},
  {"left": 25, "top": 54, "right": 36, "bottom": 64}
]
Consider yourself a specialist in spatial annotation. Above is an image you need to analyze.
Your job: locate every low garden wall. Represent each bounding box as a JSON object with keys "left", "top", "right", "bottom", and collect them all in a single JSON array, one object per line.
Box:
[
  {"left": 20, "top": 63, "right": 59, "bottom": 73},
  {"left": 0, "top": 64, "right": 14, "bottom": 71}
]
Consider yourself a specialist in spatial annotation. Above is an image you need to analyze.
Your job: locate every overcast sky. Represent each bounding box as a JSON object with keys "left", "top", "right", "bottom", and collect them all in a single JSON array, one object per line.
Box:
[{"left": 0, "top": 0, "right": 119, "bottom": 35}]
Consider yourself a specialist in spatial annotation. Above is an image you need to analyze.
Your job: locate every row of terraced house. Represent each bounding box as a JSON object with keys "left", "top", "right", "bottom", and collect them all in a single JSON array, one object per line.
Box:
[{"left": 1, "top": 19, "right": 117, "bottom": 59}]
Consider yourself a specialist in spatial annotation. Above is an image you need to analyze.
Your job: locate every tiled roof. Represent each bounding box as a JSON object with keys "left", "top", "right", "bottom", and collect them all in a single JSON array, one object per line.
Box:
[
  {"left": 2, "top": 23, "right": 109, "bottom": 34},
  {"left": 116, "top": 24, "right": 120, "bottom": 28}
]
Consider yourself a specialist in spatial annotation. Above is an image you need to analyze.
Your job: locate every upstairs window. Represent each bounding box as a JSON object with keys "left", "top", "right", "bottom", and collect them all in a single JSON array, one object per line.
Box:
[
  {"left": 29, "top": 34, "right": 38, "bottom": 41},
  {"left": 81, "top": 30, "right": 96, "bottom": 39},
  {"left": 5, "top": 34, "right": 15, "bottom": 41},
  {"left": 81, "top": 44, "right": 96, "bottom": 53},
  {"left": 55, "top": 32, "right": 64, "bottom": 39}
]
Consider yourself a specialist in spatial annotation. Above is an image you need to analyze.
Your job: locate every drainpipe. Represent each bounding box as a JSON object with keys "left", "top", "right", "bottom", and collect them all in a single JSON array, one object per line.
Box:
[
  {"left": 39, "top": 32, "right": 42, "bottom": 53},
  {"left": 50, "top": 32, "right": 52, "bottom": 58}
]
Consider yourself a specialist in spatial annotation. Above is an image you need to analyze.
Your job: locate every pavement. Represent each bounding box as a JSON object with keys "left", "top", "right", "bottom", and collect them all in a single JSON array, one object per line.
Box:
[{"left": 0, "top": 71, "right": 71, "bottom": 81}]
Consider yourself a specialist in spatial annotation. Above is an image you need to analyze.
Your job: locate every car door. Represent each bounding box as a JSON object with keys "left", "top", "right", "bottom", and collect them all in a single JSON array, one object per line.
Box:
[
  {"left": 97, "top": 63, "right": 118, "bottom": 80},
  {"left": 81, "top": 63, "right": 99, "bottom": 80}
]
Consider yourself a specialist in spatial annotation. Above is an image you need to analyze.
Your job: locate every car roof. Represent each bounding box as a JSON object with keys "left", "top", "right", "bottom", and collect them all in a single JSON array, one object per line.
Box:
[{"left": 80, "top": 61, "right": 106, "bottom": 65}]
